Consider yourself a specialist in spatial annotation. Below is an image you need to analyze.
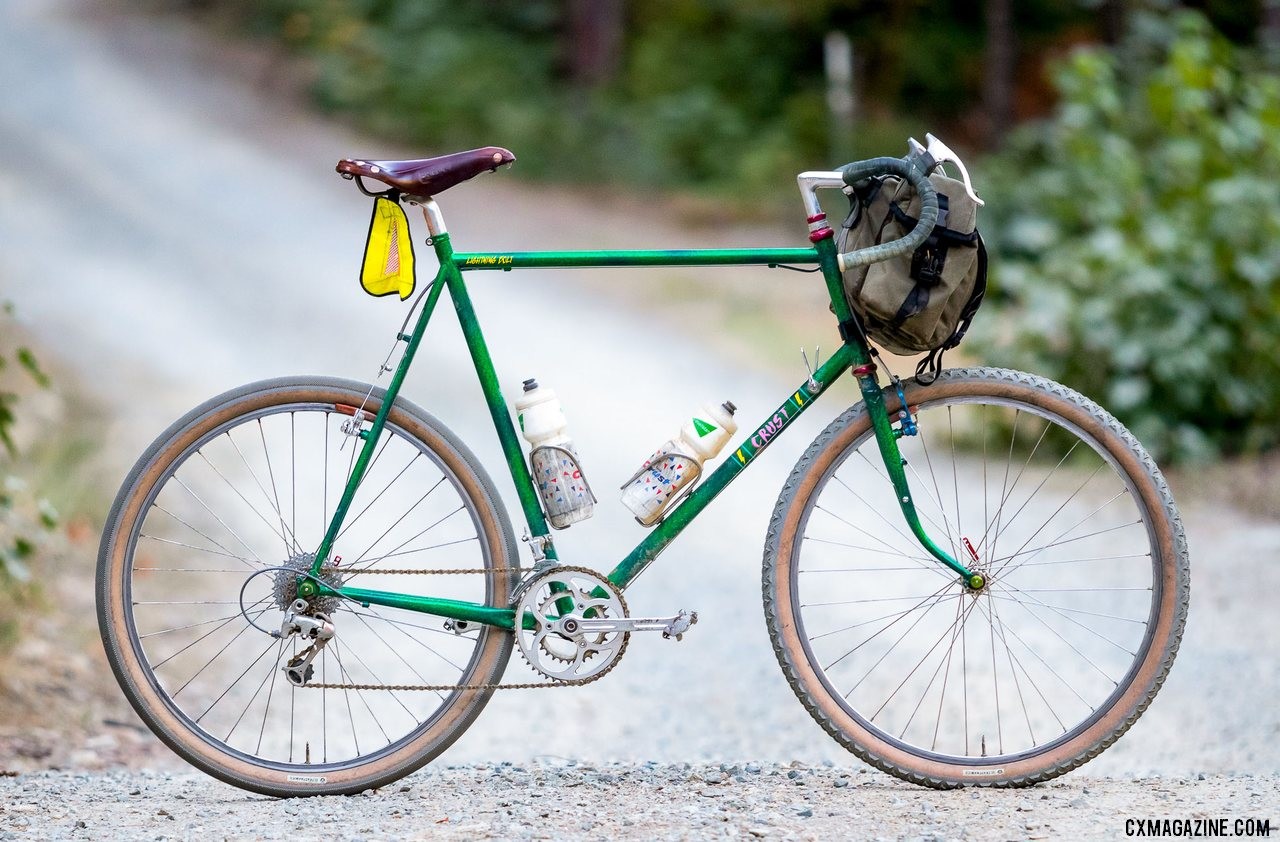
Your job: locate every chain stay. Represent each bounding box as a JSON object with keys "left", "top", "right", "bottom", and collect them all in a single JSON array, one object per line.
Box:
[{"left": 299, "top": 563, "right": 612, "bottom": 692}]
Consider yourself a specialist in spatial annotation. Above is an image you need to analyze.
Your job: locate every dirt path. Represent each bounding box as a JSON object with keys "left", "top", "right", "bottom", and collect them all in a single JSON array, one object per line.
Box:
[
  {"left": 3, "top": 765, "right": 1277, "bottom": 842},
  {"left": 0, "top": 0, "right": 1278, "bottom": 828}
]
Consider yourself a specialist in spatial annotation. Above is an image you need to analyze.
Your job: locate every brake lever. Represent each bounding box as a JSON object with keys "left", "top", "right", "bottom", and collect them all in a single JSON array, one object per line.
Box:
[{"left": 908, "top": 133, "right": 985, "bottom": 207}]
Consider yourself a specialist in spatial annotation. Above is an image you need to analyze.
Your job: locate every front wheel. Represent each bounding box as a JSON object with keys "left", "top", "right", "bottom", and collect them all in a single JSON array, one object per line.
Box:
[
  {"left": 764, "top": 367, "right": 1189, "bottom": 787},
  {"left": 97, "top": 377, "right": 518, "bottom": 797}
]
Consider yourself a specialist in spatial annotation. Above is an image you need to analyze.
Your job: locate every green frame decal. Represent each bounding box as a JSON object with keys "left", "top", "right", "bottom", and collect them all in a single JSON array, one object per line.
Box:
[{"left": 296, "top": 229, "right": 980, "bottom": 621}]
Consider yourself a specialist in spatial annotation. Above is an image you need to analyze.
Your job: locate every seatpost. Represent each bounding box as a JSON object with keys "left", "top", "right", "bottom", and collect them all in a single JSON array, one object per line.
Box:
[{"left": 418, "top": 199, "right": 447, "bottom": 238}]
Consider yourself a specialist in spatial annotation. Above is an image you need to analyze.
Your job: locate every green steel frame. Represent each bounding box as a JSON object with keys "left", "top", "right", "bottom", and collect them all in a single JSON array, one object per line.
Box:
[{"left": 298, "top": 213, "right": 981, "bottom": 629}]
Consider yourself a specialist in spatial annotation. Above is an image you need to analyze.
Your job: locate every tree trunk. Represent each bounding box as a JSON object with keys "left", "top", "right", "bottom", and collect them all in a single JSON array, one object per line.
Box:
[
  {"left": 1100, "top": 0, "right": 1127, "bottom": 45},
  {"left": 982, "top": 0, "right": 1014, "bottom": 148},
  {"left": 566, "top": 0, "right": 625, "bottom": 88}
]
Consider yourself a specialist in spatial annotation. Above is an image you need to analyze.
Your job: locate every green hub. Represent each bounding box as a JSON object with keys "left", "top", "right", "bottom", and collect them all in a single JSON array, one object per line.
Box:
[
  {"left": 296, "top": 578, "right": 319, "bottom": 598},
  {"left": 967, "top": 574, "right": 986, "bottom": 591}
]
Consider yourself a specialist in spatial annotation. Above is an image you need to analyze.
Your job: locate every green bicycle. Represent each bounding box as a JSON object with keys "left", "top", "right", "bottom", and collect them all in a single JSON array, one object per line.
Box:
[{"left": 97, "top": 141, "right": 1189, "bottom": 797}]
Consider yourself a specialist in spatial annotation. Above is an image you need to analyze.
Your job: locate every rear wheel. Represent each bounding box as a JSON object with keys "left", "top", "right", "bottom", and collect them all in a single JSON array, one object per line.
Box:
[
  {"left": 97, "top": 377, "right": 518, "bottom": 797},
  {"left": 764, "top": 368, "right": 1189, "bottom": 787}
]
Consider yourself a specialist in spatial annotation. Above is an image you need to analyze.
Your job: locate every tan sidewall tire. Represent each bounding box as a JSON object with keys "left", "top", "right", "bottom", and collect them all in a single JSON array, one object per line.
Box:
[
  {"left": 96, "top": 377, "right": 518, "bottom": 797},
  {"left": 763, "top": 368, "right": 1190, "bottom": 788}
]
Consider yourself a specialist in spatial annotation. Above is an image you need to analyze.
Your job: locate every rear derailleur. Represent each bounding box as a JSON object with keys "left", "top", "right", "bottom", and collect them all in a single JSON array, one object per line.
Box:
[{"left": 273, "top": 599, "right": 336, "bottom": 687}]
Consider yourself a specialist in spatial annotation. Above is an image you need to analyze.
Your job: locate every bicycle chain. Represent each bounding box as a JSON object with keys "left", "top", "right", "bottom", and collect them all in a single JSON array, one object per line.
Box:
[{"left": 298, "top": 564, "right": 617, "bottom": 692}]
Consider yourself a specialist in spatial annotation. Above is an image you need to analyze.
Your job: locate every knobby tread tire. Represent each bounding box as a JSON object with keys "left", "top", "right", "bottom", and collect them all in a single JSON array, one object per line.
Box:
[
  {"left": 97, "top": 377, "right": 520, "bottom": 797},
  {"left": 762, "top": 367, "right": 1190, "bottom": 788}
]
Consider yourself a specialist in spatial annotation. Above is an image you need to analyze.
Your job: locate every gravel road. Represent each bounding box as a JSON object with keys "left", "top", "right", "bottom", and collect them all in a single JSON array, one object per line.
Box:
[
  {"left": 1, "top": 0, "right": 1278, "bottom": 837},
  {"left": 3, "top": 765, "right": 1277, "bottom": 842}
]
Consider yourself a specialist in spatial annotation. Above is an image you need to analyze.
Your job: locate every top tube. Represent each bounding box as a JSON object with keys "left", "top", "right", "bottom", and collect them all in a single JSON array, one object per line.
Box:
[{"left": 451, "top": 247, "right": 820, "bottom": 270}]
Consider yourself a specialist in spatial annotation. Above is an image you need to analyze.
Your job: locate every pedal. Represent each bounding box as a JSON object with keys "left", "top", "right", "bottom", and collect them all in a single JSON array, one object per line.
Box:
[
  {"left": 576, "top": 609, "right": 699, "bottom": 640},
  {"left": 662, "top": 609, "right": 698, "bottom": 641}
]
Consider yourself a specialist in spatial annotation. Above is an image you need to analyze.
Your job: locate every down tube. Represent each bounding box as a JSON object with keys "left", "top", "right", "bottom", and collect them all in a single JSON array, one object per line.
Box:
[{"left": 608, "top": 344, "right": 858, "bottom": 589}]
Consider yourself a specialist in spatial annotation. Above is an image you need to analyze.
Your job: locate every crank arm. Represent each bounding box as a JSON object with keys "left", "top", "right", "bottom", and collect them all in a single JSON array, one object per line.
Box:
[{"left": 575, "top": 609, "right": 698, "bottom": 639}]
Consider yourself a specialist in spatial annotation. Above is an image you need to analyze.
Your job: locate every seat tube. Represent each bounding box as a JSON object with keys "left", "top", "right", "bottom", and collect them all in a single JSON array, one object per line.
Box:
[{"left": 428, "top": 219, "right": 556, "bottom": 556}]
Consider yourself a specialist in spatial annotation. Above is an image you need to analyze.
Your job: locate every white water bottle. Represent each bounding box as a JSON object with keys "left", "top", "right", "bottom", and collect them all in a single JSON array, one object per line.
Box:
[
  {"left": 620, "top": 401, "right": 738, "bottom": 526},
  {"left": 515, "top": 379, "right": 594, "bottom": 529}
]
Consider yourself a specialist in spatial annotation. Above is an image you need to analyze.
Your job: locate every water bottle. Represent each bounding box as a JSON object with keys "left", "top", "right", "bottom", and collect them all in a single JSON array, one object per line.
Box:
[
  {"left": 620, "top": 401, "right": 738, "bottom": 526},
  {"left": 514, "top": 379, "right": 594, "bottom": 529}
]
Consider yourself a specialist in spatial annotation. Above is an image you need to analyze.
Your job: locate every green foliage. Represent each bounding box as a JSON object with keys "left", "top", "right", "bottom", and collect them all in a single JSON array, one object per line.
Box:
[
  {"left": 220, "top": 0, "right": 1085, "bottom": 197},
  {"left": 0, "top": 303, "right": 57, "bottom": 584},
  {"left": 974, "top": 9, "right": 1280, "bottom": 462}
]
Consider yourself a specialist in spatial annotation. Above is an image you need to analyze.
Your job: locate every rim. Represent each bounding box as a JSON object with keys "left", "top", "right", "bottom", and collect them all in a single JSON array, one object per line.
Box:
[
  {"left": 789, "top": 391, "right": 1163, "bottom": 766},
  {"left": 119, "top": 399, "right": 498, "bottom": 772}
]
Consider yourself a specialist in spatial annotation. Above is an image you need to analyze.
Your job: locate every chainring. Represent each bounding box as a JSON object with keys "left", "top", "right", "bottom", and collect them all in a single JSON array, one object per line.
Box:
[{"left": 514, "top": 565, "right": 628, "bottom": 682}]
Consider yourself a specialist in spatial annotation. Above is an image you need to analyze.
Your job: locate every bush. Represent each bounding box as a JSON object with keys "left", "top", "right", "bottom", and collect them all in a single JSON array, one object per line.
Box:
[
  {"left": 0, "top": 302, "right": 56, "bottom": 584},
  {"left": 974, "top": 9, "right": 1280, "bottom": 463}
]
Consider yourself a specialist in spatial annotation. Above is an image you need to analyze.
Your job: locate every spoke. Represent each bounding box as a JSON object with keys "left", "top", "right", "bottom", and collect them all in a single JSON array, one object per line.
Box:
[
  {"left": 802, "top": 535, "right": 935, "bottom": 565},
  {"left": 809, "top": 599, "right": 960, "bottom": 642},
  {"left": 990, "top": 519, "right": 1142, "bottom": 566},
  {"left": 170, "top": 604, "right": 272, "bottom": 696},
  {"left": 349, "top": 501, "right": 462, "bottom": 572},
  {"left": 912, "top": 422, "right": 961, "bottom": 562},
  {"left": 340, "top": 607, "right": 481, "bottom": 640},
  {"left": 348, "top": 479, "right": 448, "bottom": 567},
  {"left": 981, "top": 411, "right": 1052, "bottom": 560},
  {"left": 989, "top": 459, "right": 1107, "bottom": 580},
  {"left": 323, "top": 414, "right": 330, "bottom": 540},
  {"left": 324, "top": 644, "right": 355, "bottom": 759},
  {"left": 962, "top": 597, "right": 969, "bottom": 755},
  {"left": 172, "top": 474, "right": 270, "bottom": 563},
  {"left": 985, "top": 423, "right": 1057, "bottom": 565},
  {"left": 950, "top": 406, "right": 964, "bottom": 561},
  {"left": 149, "top": 597, "right": 271, "bottom": 670},
  {"left": 814, "top": 496, "right": 953, "bottom": 584},
  {"left": 819, "top": 583, "right": 962, "bottom": 670},
  {"left": 329, "top": 639, "right": 390, "bottom": 747},
  {"left": 360, "top": 605, "right": 467, "bottom": 673},
  {"left": 994, "top": 581, "right": 1139, "bottom": 656},
  {"left": 992, "top": 610, "right": 1094, "bottom": 708},
  {"left": 894, "top": 595, "right": 976, "bottom": 739},
  {"left": 983, "top": 593, "right": 1064, "bottom": 731},
  {"left": 256, "top": 636, "right": 286, "bottom": 755},
  {"left": 355, "top": 536, "right": 479, "bottom": 565},
  {"left": 349, "top": 610, "right": 448, "bottom": 704},
  {"left": 134, "top": 567, "right": 253, "bottom": 573},
  {"left": 222, "top": 430, "right": 300, "bottom": 555},
  {"left": 289, "top": 637, "right": 297, "bottom": 763},
  {"left": 256, "top": 418, "right": 294, "bottom": 552},
  {"left": 1001, "top": 552, "right": 1151, "bottom": 569},
  {"left": 985, "top": 440, "right": 1086, "bottom": 567},
  {"left": 336, "top": 442, "right": 411, "bottom": 541},
  {"left": 871, "top": 597, "right": 981, "bottom": 724},
  {"left": 195, "top": 637, "right": 279, "bottom": 724},
  {"left": 153, "top": 502, "right": 262, "bottom": 571},
  {"left": 804, "top": 593, "right": 960, "bottom": 608},
  {"left": 854, "top": 450, "right": 956, "bottom": 551},
  {"left": 994, "top": 495, "right": 1133, "bottom": 579},
  {"left": 139, "top": 533, "right": 257, "bottom": 565},
  {"left": 988, "top": 590, "right": 1003, "bottom": 755},
  {"left": 840, "top": 585, "right": 958, "bottom": 698},
  {"left": 983, "top": 596, "right": 1042, "bottom": 744},
  {"left": 195, "top": 450, "right": 295, "bottom": 559},
  {"left": 930, "top": 595, "right": 966, "bottom": 751},
  {"left": 224, "top": 637, "right": 286, "bottom": 741},
  {"left": 140, "top": 611, "right": 251, "bottom": 640},
  {"left": 984, "top": 590, "right": 1148, "bottom": 624},
  {"left": 834, "top": 473, "right": 948, "bottom": 565}
]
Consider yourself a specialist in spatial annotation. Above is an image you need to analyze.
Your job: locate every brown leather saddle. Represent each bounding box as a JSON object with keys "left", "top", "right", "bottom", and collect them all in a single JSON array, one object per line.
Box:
[{"left": 336, "top": 146, "right": 515, "bottom": 198}]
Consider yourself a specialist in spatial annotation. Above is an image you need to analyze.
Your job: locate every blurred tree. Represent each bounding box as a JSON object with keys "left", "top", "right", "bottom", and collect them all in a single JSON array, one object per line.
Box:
[
  {"left": 983, "top": 0, "right": 1015, "bottom": 145},
  {"left": 976, "top": 8, "right": 1280, "bottom": 462},
  {"left": 565, "top": 0, "right": 625, "bottom": 88}
]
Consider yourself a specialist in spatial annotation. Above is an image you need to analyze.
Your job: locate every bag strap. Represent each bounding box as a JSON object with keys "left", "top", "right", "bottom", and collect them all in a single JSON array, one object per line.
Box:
[{"left": 914, "top": 234, "right": 988, "bottom": 384}]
